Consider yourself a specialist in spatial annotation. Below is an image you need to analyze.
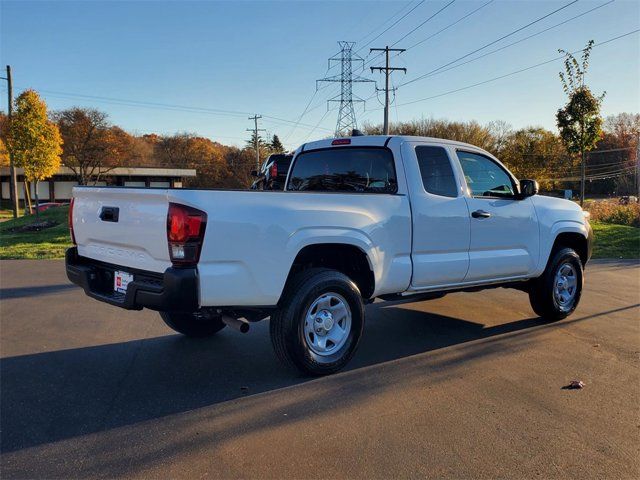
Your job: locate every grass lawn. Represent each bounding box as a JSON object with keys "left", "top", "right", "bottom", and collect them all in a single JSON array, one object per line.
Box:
[
  {"left": 0, "top": 206, "right": 72, "bottom": 259},
  {"left": 591, "top": 222, "right": 640, "bottom": 259},
  {"left": 0, "top": 207, "right": 638, "bottom": 260}
]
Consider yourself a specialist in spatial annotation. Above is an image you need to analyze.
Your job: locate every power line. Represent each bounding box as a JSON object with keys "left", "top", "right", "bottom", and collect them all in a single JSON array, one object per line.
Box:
[
  {"left": 302, "top": 2, "right": 427, "bottom": 133},
  {"left": 397, "top": 0, "right": 616, "bottom": 85},
  {"left": 282, "top": 89, "right": 319, "bottom": 143},
  {"left": 363, "top": 0, "right": 458, "bottom": 68},
  {"left": 588, "top": 146, "right": 634, "bottom": 154},
  {"left": 356, "top": 1, "right": 427, "bottom": 54},
  {"left": 355, "top": 1, "right": 421, "bottom": 46},
  {"left": 399, "top": 0, "right": 580, "bottom": 88},
  {"left": 301, "top": 109, "right": 332, "bottom": 143},
  {"left": 389, "top": 29, "right": 640, "bottom": 107},
  {"left": 359, "top": 0, "right": 497, "bottom": 109},
  {"left": 404, "top": 0, "right": 495, "bottom": 52},
  {"left": 20, "top": 87, "right": 336, "bottom": 134},
  {"left": 292, "top": 0, "right": 459, "bottom": 133},
  {"left": 544, "top": 166, "right": 637, "bottom": 181}
]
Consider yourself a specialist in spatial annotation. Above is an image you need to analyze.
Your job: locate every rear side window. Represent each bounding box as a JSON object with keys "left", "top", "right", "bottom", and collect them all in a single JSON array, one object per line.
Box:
[
  {"left": 287, "top": 147, "right": 397, "bottom": 193},
  {"left": 415, "top": 146, "right": 458, "bottom": 197}
]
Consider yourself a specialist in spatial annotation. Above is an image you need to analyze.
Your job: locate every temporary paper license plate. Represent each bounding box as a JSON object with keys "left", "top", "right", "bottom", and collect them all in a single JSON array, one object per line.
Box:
[{"left": 114, "top": 270, "right": 134, "bottom": 294}]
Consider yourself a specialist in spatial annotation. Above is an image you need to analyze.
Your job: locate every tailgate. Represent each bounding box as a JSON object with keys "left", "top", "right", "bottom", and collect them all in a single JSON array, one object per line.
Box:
[{"left": 72, "top": 187, "right": 171, "bottom": 273}]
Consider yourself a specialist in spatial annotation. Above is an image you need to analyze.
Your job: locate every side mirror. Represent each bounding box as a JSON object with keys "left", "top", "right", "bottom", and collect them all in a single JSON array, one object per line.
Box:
[
  {"left": 250, "top": 170, "right": 258, "bottom": 177},
  {"left": 519, "top": 179, "right": 539, "bottom": 198}
]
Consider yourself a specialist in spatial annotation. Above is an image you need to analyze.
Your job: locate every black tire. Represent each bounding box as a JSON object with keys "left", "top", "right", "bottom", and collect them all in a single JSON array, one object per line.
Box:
[
  {"left": 529, "top": 247, "right": 583, "bottom": 321},
  {"left": 270, "top": 268, "right": 365, "bottom": 376},
  {"left": 160, "top": 311, "right": 226, "bottom": 337}
]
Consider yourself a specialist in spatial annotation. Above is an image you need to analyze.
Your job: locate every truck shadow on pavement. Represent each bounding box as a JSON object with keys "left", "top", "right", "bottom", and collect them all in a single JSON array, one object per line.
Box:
[
  {"left": 0, "top": 284, "right": 77, "bottom": 300},
  {"left": 1, "top": 301, "right": 637, "bottom": 456}
]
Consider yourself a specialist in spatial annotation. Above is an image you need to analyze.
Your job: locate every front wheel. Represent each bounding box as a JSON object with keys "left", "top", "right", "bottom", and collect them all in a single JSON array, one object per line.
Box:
[
  {"left": 270, "top": 268, "right": 365, "bottom": 376},
  {"left": 160, "top": 311, "right": 226, "bottom": 337},
  {"left": 529, "top": 247, "right": 584, "bottom": 321}
]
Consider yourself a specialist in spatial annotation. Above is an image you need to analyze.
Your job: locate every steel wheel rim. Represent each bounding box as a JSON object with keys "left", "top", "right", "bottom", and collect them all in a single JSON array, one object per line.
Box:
[
  {"left": 554, "top": 262, "right": 578, "bottom": 312},
  {"left": 303, "top": 292, "right": 352, "bottom": 357}
]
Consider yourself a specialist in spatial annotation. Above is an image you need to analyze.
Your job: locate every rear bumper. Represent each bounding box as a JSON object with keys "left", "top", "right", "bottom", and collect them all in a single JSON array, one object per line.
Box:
[{"left": 65, "top": 247, "right": 199, "bottom": 312}]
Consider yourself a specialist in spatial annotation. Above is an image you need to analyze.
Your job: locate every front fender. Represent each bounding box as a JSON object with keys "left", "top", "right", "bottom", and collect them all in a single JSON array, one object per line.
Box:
[{"left": 534, "top": 220, "right": 590, "bottom": 275}]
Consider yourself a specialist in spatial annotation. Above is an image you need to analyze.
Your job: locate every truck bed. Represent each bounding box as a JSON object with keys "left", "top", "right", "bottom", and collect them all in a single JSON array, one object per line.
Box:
[{"left": 71, "top": 186, "right": 413, "bottom": 306}]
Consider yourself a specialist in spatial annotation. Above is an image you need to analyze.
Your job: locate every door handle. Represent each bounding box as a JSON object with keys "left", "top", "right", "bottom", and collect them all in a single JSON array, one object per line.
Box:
[
  {"left": 99, "top": 206, "right": 119, "bottom": 222},
  {"left": 471, "top": 210, "right": 491, "bottom": 219}
]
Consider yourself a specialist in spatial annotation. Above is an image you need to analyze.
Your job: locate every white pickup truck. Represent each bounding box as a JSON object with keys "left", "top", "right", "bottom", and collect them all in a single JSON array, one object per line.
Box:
[{"left": 66, "top": 134, "right": 593, "bottom": 375}]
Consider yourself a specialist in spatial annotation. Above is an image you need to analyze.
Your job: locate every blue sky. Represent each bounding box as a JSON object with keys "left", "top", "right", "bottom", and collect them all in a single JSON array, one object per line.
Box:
[{"left": 1, "top": 0, "right": 638, "bottom": 150}]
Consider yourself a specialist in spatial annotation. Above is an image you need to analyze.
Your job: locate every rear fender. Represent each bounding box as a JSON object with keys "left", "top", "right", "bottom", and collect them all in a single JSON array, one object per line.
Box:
[{"left": 286, "top": 227, "right": 377, "bottom": 272}]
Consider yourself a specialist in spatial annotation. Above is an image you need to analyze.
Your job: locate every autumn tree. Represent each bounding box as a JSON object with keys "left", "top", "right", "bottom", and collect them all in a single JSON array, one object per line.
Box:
[
  {"left": 7, "top": 90, "right": 62, "bottom": 215},
  {"left": 0, "top": 113, "right": 8, "bottom": 167},
  {"left": 224, "top": 147, "right": 256, "bottom": 189},
  {"left": 589, "top": 113, "right": 640, "bottom": 195},
  {"left": 556, "top": 40, "right": 605, "bottom": 205},
  {"left": 500, "top": 128, "right": 567, "bottom": 190},
  {"left": 0, "top": 137, "right": 9, "bottom": 167},
  {"left": 363, "top": 118, "right": 497, "bottom": 153},
  {"left": 156, "top": 134, "right": 229, "bottom": 187},
  {"left": 53, "top": 108, "right": 129, "bottom": 185}
]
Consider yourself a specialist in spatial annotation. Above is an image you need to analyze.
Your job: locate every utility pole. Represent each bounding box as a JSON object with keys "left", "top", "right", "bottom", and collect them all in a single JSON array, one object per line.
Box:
[
  {"left": 370, "top": 46, "right": 406, "bottom": 135},
  {"left": 317, "top": 41, "right": 374, "bottom": 136},
  {"left": 247, "top": 114, "right": 265, "bottom": 172},
  {"left": 0, "top": 65, "right": 18, "bottom": 218}
]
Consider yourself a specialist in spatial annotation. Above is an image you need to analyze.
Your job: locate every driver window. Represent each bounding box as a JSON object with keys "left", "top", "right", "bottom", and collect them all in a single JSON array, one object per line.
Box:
[{"left": 456, "top": 151, "right": 515, "bottom": 198}]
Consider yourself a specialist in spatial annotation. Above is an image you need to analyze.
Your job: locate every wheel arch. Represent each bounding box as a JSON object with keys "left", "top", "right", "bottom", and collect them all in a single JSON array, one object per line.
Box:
[
  {"left": 281, "top": 242, "right": 376, "bottom": 301},
  {"left": 549, "top": 228, "right": 590, "bottom": 266}
]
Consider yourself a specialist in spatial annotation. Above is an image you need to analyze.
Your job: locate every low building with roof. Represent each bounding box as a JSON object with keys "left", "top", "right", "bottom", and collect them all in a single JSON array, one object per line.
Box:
[{"left": 0, "top": 166, "right": 197, "bottom": 202}]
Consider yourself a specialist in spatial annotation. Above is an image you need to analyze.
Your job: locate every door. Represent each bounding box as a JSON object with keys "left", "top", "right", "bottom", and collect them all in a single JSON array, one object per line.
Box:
[
  {"left": 456, "top": 150, "right": 539, "bottom": 282},
  {"left": 403, "top": 142, "right": 470, "bottom": 288}
]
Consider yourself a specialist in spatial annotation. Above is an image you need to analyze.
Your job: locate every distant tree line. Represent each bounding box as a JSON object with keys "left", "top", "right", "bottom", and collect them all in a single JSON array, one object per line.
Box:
[
  {"left": 0, "top": 94, "right": 637, "bottom": 196},
  {"left": 362, "top": 114, "right": 639, "bottom": 196},
  {"left": 0, "top": 100, "right": 287, "bottom": 191}
]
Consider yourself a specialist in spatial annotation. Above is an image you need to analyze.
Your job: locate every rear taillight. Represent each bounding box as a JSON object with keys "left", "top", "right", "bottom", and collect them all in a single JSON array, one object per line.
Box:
[
  {"left": 69, "top": 198, "right": 76, "bottom": 245},
  {"left": 270, "top": 162, "right": 278, "bottom": 178},
  {"left": 167, "top": 203, "right": 207, "bottom": 266}
]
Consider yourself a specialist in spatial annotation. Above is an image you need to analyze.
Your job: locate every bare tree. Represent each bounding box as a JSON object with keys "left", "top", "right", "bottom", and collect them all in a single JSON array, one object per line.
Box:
[{"left": 53, "top": 108, "right": 126, "bottom": 185}]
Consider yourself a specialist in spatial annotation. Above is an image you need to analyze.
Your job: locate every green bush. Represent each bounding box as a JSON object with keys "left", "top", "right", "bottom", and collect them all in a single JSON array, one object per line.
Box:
[{"left": 583, "top": 200, "right": 640, "bottom": 227}]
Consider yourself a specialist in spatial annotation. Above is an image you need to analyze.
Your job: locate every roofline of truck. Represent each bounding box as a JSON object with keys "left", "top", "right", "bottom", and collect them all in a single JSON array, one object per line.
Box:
[{"left": 297, "top": 135, "right": 486, "bottom": 153}]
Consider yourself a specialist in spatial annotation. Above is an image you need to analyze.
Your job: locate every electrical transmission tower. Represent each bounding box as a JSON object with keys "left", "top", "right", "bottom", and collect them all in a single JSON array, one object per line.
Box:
[{"left": 317, "top": 41, "right": 374, "bottom": 137}]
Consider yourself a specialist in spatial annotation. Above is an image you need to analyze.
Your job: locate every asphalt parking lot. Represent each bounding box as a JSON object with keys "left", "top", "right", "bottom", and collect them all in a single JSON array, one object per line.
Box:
[{"left": 1, "top": 259, "right": 638, "bottom": 479}]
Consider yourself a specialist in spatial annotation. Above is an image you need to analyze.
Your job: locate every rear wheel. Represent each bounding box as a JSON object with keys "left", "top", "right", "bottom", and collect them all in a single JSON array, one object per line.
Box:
[
  {"left": 160, "top": 311, "right": 226, "bottom": 337},
  {"left": 529, "top": 247, "right": 583, "bottom": 321},
  {"left": 270, "top": 268, "right": 364, "bottom": 376}
]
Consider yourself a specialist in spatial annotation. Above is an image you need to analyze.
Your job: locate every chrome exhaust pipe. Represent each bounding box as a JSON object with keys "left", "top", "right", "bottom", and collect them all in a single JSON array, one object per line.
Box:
[{"left": 221, "top": 315, "right": 250, "bottom": 333}]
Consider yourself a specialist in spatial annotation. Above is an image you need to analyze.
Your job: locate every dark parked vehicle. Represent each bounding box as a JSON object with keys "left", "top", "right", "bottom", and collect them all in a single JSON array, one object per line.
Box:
[
  {"left": 250, "top": 154, "right": 293, "bottom": 190},
  {"left": 35, "top": 202, "right": 69, "bottom": 212}
]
